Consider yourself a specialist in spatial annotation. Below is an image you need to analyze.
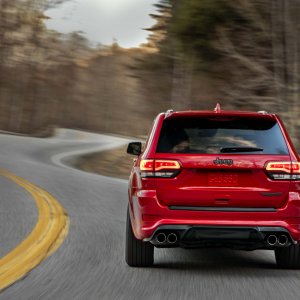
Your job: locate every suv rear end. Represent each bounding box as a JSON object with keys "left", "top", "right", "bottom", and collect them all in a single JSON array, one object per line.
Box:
[{"left": 125, "top": 107, "right": 300, "bottom": 268}]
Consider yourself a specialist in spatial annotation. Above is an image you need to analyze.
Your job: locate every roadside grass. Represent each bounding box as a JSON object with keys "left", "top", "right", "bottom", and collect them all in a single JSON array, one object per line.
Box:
[
  {"left": 0, "top": 126, "right": 55, "bottom": 138},
  {"left": 76, "top": 145, "right": 134, "bottom": 180}
]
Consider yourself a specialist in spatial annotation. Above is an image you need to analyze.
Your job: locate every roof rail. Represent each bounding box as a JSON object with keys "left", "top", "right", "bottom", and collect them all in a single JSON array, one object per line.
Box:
[
  {"left": 165, "top": 109, "right": 174, "bottom": 118},
  {"left": 257, "top": 110, "right": 268, "bottom": 114},
  {"left": 214, "top": 103, "right": 221, "bottom": 113},
  {"left": 166, "top": 109, "right": 174, "bottom": 114}
]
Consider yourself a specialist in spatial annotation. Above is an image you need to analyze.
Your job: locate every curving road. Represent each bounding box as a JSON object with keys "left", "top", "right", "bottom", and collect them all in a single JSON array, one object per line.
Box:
[{"left": 0, "top": 129, "right": 300, "bottom": 300}]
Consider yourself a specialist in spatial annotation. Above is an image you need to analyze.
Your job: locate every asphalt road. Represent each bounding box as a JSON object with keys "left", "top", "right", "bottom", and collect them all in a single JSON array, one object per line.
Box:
[{"left": 0, "top": 129, "right": 300, "bottom": 300}]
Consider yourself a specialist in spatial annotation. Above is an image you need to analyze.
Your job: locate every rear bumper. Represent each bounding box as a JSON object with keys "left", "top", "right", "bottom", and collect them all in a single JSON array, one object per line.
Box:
[
  {"left": 145, "top": 225, "right": 295, "bottom": 250},
  {"left": 130, "top": 190, "right": 300, "bottom": 242}
]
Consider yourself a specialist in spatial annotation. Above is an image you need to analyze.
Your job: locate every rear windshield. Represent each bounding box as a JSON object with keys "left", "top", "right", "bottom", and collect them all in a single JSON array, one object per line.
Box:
[{"left": 156, "top": 117, "right": 289, "bottom": 155}]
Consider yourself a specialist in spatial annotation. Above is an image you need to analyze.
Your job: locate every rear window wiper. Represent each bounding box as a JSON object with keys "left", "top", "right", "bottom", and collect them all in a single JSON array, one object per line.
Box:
[{"left": 220, "top": 147, "right": 263, "bottom": 153}]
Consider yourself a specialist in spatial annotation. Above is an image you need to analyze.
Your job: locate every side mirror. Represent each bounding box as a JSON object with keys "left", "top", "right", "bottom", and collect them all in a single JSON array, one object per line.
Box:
[{"left": 127, "top": 142, "right": 142, "bottom": 156}]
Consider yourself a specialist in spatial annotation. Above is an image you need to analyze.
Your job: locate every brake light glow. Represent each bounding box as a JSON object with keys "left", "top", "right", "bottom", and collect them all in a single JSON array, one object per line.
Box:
[
  {"left": 140, "top": 160, "right": 154, "bottom": 171},
  {"left": 155, "top": 160, "right": 180, "bottom": 171},
  {"left": 140, "top": 159, "right": 181, "bottom": 178},
  {"left": 265, "top": 161, "right": 300, "bottom": 180}
]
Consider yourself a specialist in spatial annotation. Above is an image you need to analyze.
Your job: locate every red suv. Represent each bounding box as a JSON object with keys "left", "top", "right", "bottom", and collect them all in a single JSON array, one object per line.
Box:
[{"left": 125, "top": 105, "right": 300, "bottom": 268}]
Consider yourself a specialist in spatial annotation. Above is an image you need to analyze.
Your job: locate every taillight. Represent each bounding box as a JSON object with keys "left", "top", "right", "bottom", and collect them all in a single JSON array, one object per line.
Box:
[
  {"left": 140, "top": 160, "right": 154, "bottom": 171},
  {"left": 140, "top": 159, "right": 181, "bottom": 178},
  {"left": 155, "top": 160, "right": 180, "bottom": 171},
  {"left": 265, "top": 161, "right": 300, "bottom": 180}
]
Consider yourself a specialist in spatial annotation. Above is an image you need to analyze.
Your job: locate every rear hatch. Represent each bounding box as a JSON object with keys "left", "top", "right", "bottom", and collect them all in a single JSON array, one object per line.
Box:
[{"left": 154, "top": 114, "right": 291, "bottom": 209}]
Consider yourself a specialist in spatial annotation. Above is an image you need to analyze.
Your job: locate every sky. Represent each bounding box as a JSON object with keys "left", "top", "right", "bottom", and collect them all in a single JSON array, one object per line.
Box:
[{"left": 45, "top": 0, "right": 158, "bottom": 48}]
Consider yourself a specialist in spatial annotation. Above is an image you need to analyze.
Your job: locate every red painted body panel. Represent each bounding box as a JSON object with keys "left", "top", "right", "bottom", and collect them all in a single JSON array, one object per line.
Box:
[
  {"left": 153, "top": 153, "right": 290, "bottom": 208},
  {"left": 128, "top": 110, "right": 300, "bottom": 243},
  {"left": 130, "top": 189, "right": 300, "bottom": 241}
]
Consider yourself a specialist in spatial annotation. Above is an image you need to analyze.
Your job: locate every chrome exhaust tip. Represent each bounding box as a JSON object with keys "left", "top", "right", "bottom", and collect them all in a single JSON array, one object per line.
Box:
[
  {"left": 266, "top": 235, "right": 277, "bottom": 246},
  {"left": 278, "top": 235, "right": 288, "bottom": 246},
  {"left": 167, "top": 233, "right": 178, "bottom": 244},
  {"left": 156, "top": 233, "right": 167, "bottom": 244}
]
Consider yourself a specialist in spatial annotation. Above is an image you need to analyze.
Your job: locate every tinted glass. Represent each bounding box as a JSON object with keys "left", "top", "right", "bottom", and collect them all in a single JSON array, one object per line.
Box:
[{"left": 156, "top": 117, "right": 288, "bottom": 154}]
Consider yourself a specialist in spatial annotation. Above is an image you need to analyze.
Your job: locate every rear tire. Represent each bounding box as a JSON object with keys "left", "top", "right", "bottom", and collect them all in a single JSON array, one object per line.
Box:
[
  {"left": 275, "top": 244, "right": 300, "bottom": 269},
  {"left": 125, "top": 207, "right": 154, "bottom": 267}
]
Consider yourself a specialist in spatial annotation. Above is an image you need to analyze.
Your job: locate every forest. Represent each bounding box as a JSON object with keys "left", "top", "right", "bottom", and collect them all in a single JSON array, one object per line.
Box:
[{"left": 0, "top": 0, "right": 300, "bottom": 148}]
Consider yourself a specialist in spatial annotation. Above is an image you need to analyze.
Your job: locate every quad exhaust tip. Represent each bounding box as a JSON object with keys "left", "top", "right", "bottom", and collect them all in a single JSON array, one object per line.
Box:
[
  {"left": 167, "top": 233, "right": 178, "bottom": 244},
  {"left": 266, "top": 234, "right": 289, "bottom": 246},
  {"left": 278, "top": 234, "right": 288, "bottom": 246},
  {"left": 156, "top": 232, "right": 178, "bottom": 244},
  {"left": 156, "top": 233, "right": 166, "bottom": 244},
  {"left": 266, "top": 235, "right": 277, "bottom": 246}
]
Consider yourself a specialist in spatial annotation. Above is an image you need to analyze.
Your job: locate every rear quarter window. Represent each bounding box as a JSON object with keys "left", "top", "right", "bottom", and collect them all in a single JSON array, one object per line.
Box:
[{"left": 156, "top": 117, "right": 289, "bottom": 155}]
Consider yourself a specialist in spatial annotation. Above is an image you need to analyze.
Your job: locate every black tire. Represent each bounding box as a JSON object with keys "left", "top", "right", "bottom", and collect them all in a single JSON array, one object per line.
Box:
[
  {"left": 275, "top": 244, "right": 300, "bottom": 269},
  {"left": 125, "top": 207, "right": 154, "bottom": 267}
]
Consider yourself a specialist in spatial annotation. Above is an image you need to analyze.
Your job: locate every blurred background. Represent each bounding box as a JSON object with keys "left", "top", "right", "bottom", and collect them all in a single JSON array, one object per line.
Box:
[{"left": 0, "top": 0, "right": 299, "bottom": 148}]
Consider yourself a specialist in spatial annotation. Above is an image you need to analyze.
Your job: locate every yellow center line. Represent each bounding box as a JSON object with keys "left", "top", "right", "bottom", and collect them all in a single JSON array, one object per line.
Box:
[{"left": 0, "top": 169, "right": 70, "bottom": 291}]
